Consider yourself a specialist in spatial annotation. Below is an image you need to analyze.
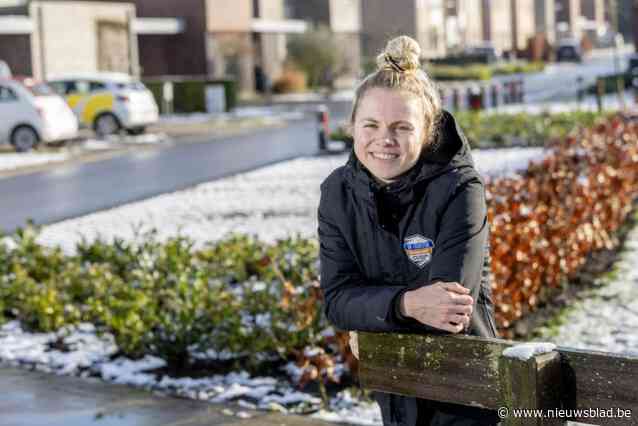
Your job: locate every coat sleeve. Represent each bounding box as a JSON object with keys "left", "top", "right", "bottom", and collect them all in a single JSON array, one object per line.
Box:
[
  {"left": 428, "top": 175, "right": 489, "bottom": 304},
  {"left": 318, "top": 187, "right": 429, "bottom": 333}
]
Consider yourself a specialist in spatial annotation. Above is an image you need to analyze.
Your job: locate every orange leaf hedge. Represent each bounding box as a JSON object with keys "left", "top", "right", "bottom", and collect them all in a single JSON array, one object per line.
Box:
[{"left": 487, "top": 114, "right": 638, "bottom": 332}]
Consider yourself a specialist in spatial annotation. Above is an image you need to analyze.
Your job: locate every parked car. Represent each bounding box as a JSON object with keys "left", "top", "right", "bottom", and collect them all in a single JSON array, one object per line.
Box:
[
  {"left": 47, "top": 72, "right": 159, "bottom": 136},
  {"left": 556, "top": 39, "right": 583, "bottom": 63},
  {"left": 461, "top": 42, "right": 501, "bottom": 64},
  {"left": 0, "top": 78, "right": 79, "bottom": 152},
  {"left": 0, "top": 60, "right": 11, "bottom": 78}
]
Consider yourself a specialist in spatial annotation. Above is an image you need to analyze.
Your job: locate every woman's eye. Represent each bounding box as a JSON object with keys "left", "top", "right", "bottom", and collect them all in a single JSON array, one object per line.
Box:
[
  {"left": 363, "top": 123, "right": 377, "bottom": 128},
  {"left": 398, "top": 126, "right": 412, "bottom": 132}
]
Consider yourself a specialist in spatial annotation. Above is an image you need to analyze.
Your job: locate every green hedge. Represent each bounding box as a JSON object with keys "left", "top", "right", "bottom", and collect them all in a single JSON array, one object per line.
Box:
[
  {"left": 144, "top": 78, "right": 237, "bottom": 114},
  {"left": 427, "top": 62, "right": 545, "bottom": 81},
  {"left": 0, "top": 228, "right": 325, "bottom": 371},
  {"left": 331, "top": 111, "right": 612, "bottom": 149},
  {"left": 428, "top": 64, "right": 493, "bottom": 81},
  {"left": 587, "top": 74, "right": 632, "bottom": 95},
  {"left": 454, "top": 110, "right": 613, "bottom": 148}
]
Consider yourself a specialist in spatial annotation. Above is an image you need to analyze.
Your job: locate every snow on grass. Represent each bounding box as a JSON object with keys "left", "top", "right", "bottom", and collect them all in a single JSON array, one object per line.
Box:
[
  {"left": 536, "top": 223, "right": 638, "bottom": 357},
  {"left": 0, "top": 152, "right": 70, "bottom": 172},
  {"left": 0, "top": 320, "right": 374, "bottom": 422},
  {"left": 34, "top": 148, "right": 546, "bottom": 253}
]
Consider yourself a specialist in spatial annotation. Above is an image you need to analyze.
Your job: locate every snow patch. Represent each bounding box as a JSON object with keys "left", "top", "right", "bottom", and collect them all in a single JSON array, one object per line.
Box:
[{"left": 502, "top": 343, "right": 557, "bottom": 361}]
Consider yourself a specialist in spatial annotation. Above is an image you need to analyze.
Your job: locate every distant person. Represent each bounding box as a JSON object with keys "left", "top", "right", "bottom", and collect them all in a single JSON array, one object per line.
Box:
[{"left": 318, "top": 35, "right": 498, "bottom": 425}]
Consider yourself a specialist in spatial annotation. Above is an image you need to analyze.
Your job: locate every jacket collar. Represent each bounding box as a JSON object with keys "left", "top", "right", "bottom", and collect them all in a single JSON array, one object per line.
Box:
[{"left": 343, "top": 110, "right": 474, "bottom": 205}]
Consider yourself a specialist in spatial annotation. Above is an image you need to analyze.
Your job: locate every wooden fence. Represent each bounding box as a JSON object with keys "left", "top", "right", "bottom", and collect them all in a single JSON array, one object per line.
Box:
[{"left": 358, "top": 332, "right": 638, "bottom": 426}]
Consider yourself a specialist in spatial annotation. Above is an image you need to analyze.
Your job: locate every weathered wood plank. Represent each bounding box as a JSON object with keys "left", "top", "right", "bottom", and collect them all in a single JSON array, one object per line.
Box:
[
  {"left": 359, "top": 333, "right": 638, "bottom": 426},
  {"left": 558, "top": 348, "right": 638, "bottom": 425},
  {"left": 499, "top": 351, "right": 563, "bottom": 426},
  {"left": 358, "top": 332, "right": 515, "bottom": 409}
]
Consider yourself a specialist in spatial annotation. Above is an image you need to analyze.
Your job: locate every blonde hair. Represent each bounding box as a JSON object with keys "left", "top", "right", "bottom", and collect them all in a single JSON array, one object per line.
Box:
[{"left": 350, "top": 36, "right": 442, "bottom": 146}]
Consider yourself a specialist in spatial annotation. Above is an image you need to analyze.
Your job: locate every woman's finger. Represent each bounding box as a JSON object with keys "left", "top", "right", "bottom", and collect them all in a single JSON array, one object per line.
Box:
[
  {"left": 449, "top": 313, "right": 471, "bottom": 327},
  {"left": 349, "top": 331, "right": 359, "bottom": 359},
  {"left": 449, "top": 304, "right": 473, "bottom": 316},
  {"left": 439, "top": 321, "right": 465, "bottom": 334},
  {"left": 449, "top": 293, "right": 474, "bottom": 305},
  {"left": 440, "top": 282, "right": 470, "bottom": 294}
]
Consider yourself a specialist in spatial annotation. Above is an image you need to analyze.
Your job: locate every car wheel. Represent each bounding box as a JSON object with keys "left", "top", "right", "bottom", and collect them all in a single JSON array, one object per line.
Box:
[
  {"left": 10, "top": 125, "right": 40, "bottom": 152},
  {"left": 94, "top": 113, "right": 121, "bottom": 137},
  {"left": 126, "top": 126, "right": 146, "bottom": 136}
]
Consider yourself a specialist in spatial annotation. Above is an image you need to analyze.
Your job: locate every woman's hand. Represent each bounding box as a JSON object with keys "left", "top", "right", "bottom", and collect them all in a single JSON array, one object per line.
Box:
[
  {"left": 401, "top": 282, "right": 473, "bottom": 333},
  {"left": 349, "top": 331, "right": 359, "bottom": 359}
]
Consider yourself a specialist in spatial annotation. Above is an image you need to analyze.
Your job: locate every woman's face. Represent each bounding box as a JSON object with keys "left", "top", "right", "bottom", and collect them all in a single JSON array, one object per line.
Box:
[{"left": 352, "top": 88, "right": 427, "bottom": 184}]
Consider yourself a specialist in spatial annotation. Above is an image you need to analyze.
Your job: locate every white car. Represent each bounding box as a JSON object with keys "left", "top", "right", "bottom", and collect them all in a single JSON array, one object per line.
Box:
[
  {"left": 47, "top": 72, "right": 159, "bottom": 136},
  {"left": 0, "top": 78, "right": 79, "bottom": 152}
]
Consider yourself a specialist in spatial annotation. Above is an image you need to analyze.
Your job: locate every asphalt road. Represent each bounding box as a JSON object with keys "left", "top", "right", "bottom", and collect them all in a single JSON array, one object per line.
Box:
[
  {"left": 494, "top": 48, "right": 634, "bottom": 103},
  {"left": 0, "top": 117, "right": 320, "bottom": 235},
  {"left": 0, "top": 366, "right": 329, "bottom": 426}
]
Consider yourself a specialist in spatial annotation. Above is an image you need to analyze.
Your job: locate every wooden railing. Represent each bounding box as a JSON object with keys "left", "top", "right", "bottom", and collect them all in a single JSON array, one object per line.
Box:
[{"left": 358, "top": 333, "right": 638, "bottom": 426}]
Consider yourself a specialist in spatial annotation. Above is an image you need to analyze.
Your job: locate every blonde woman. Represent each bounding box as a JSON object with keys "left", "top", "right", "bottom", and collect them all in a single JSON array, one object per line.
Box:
[{"left": 318, "top": 36, "right": 498, "bottom": 425}]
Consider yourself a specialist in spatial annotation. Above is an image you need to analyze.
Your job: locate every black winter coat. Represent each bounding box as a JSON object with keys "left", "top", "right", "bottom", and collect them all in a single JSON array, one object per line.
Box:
[{"left": 318, "top": 111, "right": 500, "bottom": 426}]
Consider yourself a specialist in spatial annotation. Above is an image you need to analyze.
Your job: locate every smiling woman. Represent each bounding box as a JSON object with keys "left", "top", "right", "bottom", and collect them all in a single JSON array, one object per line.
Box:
[{"left": 318, "top": 36, "right": 499, "bottom": 425}]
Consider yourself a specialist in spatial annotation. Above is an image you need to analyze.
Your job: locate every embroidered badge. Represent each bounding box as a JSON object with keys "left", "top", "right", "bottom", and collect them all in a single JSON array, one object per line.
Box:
[{"left": 403, "top": 234, "right": 434, "bottom": 268}]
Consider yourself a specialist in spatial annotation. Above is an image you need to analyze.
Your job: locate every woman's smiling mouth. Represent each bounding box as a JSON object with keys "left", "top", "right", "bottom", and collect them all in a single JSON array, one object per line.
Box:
[{"left": 371, "top": 152, "right": 400, "bottom": 160}]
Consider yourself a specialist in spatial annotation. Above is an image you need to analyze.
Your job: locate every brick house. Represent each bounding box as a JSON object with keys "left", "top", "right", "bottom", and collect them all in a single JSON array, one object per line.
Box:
[
  {"left": 134, "top": 0, "right": 308, "bottom": 96},
  {"left": 0, "top": 0, "right": 138, "bottom": 79}
]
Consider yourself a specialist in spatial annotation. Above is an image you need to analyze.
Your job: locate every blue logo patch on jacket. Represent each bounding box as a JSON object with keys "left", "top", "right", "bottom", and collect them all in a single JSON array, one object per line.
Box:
[{"left": 403, "top": 234, "right": 434, "bottom": 268}]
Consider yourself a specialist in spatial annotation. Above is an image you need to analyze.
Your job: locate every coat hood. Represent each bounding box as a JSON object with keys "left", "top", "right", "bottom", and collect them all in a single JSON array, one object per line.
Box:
[{"left": 343, "top": 110, "right": 475, "bottom": 204}]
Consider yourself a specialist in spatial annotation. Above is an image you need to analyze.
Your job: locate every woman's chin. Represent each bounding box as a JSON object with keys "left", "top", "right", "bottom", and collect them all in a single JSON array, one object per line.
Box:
[{"left": 370, "top": 169, "right": 399, "bottom": 184}]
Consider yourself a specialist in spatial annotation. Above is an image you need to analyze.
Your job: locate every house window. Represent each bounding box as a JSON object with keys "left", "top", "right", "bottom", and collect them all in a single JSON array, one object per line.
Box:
[{"left": 252, "top": 0, "right": 260, "bottom": 18}]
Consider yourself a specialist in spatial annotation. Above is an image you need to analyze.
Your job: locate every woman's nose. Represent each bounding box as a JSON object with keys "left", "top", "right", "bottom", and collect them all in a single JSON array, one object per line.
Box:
[{"left": 381, "top": 129, "right": 395, "bottom": 144}]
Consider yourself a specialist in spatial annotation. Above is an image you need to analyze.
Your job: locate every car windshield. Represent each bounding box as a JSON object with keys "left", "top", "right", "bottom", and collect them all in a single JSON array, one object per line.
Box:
[
  {"left": 115, "top": 81, "right": 146, "bottom": 91},
  {"left": 24, "top": 82, "right": 57, "bottom": 97}
]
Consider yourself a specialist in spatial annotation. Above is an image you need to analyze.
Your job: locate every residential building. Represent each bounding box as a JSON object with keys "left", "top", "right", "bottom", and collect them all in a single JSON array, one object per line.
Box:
[
  {"left": 0, "top": 0, "right": 138, "bottom": 79},
  {"left": 286, "top": 0, "right": 361, "bottom": 84},
  {"left": 360, "top": 0, "right": 447, "bottom": 61},
  {"left": 478, "top": 0, "right": 519, "bottom": 53},
  {"left": 134, "top": 0, "right": 307, "bottom": 96},
  {"left": 612, "top": 0, "right": 634, "bottom": 45},
  {"left": 581, "top": 0, "right": 606, "bottom": 26},
  {"left": 555, "top": 0, "right": 582, "bottom": 39},
  {"left": 450, "top": 0, "right": 484, "bottom": 51},
  {"left": 534, "top": 0, "right": 556, "bottom": 44},
  {"left": 510, "top": 0, "right": 537, "bottom": 53}
]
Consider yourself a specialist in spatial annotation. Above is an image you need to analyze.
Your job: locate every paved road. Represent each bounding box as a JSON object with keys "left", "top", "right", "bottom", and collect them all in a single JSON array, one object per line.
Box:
[
  {"left": 0, "top": 118, "right": 319, "bottom": 235},
  {"left": 0, "top": 366, "right": 329, "bottom": 426},
  {"left": 495, "top": 48, "right": 634, "bottom": 103}
]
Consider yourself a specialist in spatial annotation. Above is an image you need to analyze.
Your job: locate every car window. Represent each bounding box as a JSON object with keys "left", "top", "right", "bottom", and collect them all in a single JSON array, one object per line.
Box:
[
  {"left": 89, "top": 81, "right": 107, "bottom": 92},
  {"left": 0, "top": 85, "right": 18, "bottom": 102},
  {"left": 26, "top": 82, "right": 56, "bottom": 97},
  {"left": 63, "top": 80, "right": 90, "bottom": 95},
  {"left": 48, "top": 81, "right": 65, "bottom": 95},
  {"left": 115, "top": 81, "right": 146, "bottom": 91}
]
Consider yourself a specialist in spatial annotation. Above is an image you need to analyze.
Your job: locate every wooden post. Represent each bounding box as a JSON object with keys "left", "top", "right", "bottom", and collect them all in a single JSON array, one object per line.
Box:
[
  {"left": 616, "top": 75, "right": 626, "bottom": 111},
  {"left": 498, "top": 351, "right": 563, "bottom": 426},
  {"left": 596, "top": 78, "right": 605, "bottom": 112}
]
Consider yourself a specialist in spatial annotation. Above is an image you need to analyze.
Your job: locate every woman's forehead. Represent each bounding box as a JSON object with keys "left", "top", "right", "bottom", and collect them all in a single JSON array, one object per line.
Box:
[{"left": 357, "top": 88, "right": 423, "bottom": 121}]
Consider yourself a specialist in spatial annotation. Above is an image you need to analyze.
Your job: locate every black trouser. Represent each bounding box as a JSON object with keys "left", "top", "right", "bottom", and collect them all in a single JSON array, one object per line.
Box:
[{"left": 374, "top": 392, "right": 500, "bottom": 426}]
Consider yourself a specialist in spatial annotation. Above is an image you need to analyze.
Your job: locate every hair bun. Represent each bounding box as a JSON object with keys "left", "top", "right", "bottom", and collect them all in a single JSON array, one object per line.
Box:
[{"left": 376, "top": 35, "right": 421, "bottom": 73}]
